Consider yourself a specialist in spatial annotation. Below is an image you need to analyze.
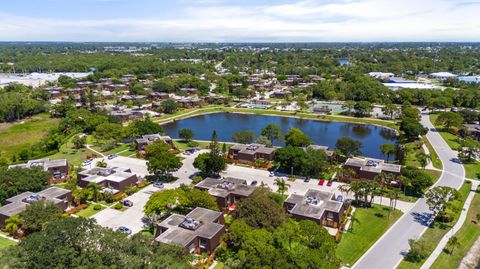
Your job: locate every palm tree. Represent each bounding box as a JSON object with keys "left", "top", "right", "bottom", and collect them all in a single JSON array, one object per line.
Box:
[
  {"left": 447, "top": 236, "right": 460, "bottom": 255},
  {"left": 416, "top": 153, "right": 431, "bottom": 170},
  {"left": 350, "top": 214, "right": 360, "bottom": 231},
  {"left": 87, "top": 182, "right": 103, "bottom": 202},
  {"left": 5, "top": 215, "right": 23, "bottom": 236},
  {"left": 338, "top": 184, "right": 351, "bottom": 199},
  {"left": 374, "top": 173, "right": 388, "bottom": 204},
  {"left": 274, "top": 178, "right": 290, "bottom": 197}
]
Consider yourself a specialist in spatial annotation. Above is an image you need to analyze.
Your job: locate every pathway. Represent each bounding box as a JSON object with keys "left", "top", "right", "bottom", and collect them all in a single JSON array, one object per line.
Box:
[
  {"left": 86, "top": 144, "right": 105, "bottom": 157},
  {"left": 420, "top": 181, "right": 479, "bottom": 269},
  {"left": 0, "top": 233, "right": 19, "bottom": 243},
  {"left": 352, "top": 112, "right": 465, "bottom": 269}
]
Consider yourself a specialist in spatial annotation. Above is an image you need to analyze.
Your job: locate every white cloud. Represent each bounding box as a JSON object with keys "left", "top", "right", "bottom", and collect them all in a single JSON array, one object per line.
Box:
[{"left": 0, "top": 0, "right": 479, "bottom": 41}]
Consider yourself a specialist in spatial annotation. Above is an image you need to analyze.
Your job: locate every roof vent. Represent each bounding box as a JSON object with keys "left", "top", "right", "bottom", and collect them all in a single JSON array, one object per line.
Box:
[
  {"left": 306, "top": 196, "right": 322, "bottom": 206},
  {"left": 23, "top": 194, "right": 45, "bottom": 204},
  {"left": 180, "top": 217, "right": 201, "bottom": 230},
  {"left": 366, "top": 160, "right": 380, "bottom": 167}
]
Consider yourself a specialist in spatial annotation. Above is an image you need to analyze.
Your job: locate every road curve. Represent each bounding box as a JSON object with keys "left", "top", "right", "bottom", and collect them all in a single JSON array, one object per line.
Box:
[{"left": 352, "top": 112, "right": 465, "bottom": 269}]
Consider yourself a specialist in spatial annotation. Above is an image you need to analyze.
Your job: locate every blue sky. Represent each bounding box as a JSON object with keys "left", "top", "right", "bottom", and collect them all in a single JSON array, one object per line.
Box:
[{"left": 1, "top": 0, "right": 479, "bottom": 42}]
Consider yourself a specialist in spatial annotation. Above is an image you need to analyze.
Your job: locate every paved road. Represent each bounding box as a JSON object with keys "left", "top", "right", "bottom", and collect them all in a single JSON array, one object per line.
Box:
[
  {"left": 92, "top": 151, "right": 204, "bottom": 233},
  {"left": 353, "top": 113, "right": 465, "bottom": 269}
]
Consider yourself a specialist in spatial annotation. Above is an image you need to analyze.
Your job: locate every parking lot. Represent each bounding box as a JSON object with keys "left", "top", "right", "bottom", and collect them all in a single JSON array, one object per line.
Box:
[{"left": 92, "top": 149, "right": 414, "bottom": 235}]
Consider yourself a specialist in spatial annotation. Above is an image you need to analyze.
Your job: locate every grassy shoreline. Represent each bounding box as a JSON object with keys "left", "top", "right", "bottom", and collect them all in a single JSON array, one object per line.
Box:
[{"left": 153, "top": 106, "right": 399, "bottom": 131}]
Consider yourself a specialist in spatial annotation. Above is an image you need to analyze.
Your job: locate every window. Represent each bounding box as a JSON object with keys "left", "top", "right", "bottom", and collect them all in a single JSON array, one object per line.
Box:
[{"left": 327, "top": 212, "right": 334, "bottom": 220}]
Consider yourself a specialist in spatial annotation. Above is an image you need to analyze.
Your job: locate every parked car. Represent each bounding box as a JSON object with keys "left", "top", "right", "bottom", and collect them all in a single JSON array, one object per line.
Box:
[
  {"left": 107, "top": 154, "right": 118, "bottom": 160},
  {"left": 304, "top": 177, "right": 310, "bottom": 183},
  {"left": 117, "top": 226, "right": 132, "bottom": 235},
  {"left": 122, "top": 200, "right": 133, "bottom": 207},
  {"left": 82, "top": 160, "right": 92, "bottom": 166},
  {"left": 327, "top": 180, "right": 333, "bottom": 187},
  {"left": 251, "top": 180, "right": 258, "bottom": 186},
  {"left": 153, "top": 181, "right": 164, "bottom": 188},
  {"left": 318, "top": 179, "right": 325, "bottom": 186}
]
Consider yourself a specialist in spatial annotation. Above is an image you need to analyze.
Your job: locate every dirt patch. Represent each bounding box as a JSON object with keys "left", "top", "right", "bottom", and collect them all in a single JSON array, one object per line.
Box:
[{"left": 459, "top": 236, "right": 480, "bottom": 269}]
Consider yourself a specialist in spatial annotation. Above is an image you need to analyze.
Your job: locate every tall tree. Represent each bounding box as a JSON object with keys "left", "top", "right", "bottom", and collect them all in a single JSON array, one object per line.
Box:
[
  {"left": 284, "top": 128, "right": 312, "bottom": 147},
  {"left": 261, "top": 124, "right": 283, "bottom": 144},
  {"left": 335, "top": 137, "right": 362, "bottom": 157}
]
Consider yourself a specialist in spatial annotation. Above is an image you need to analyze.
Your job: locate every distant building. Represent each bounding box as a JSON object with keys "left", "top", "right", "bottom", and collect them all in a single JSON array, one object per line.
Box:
[
  {"left": 0, "top": 187, "right": 72, "bottom": 227},
  {"left": 77, "top": 167, "right": 138, "bottom": 193},
  {"left": 462, "top": 124, "right": 480, "bottom": 141},
  {"left": 195, "top": 177, "right": 256, "bottom": 209},
  {"left": 284, "top": 189, "right": 345, "bottom": 234},
  {"left": 228, "top": 144, "right": 276, "bottom": 164},
  {"left": 342, "top": 157, "right": 402, "bottom": 184},
  {"left": 430, "top": 72, "right": 457, "bottom": 80},
  {"left": 155, "top": 207, "right": 225, "bottom": 253},
  {"left": 458, "top": 76, "right": 480, "bottom": 83},
  {"left": 134, "top": 134, "right": 173, "bottom": 150},
  {"left": 388, "top": 77, "right": 416, "bottom": 83},
  {"left": 9, "top": 158, "right": 69, "bottom": 184},
  {"left": 368, "top": 72, "right": 395, "bottom": 80},
  {"left": 382, "top": 83, "right": 440, "bottom": 90}
]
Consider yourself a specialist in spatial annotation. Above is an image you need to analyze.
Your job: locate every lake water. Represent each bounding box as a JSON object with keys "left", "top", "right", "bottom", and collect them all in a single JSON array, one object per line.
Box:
[{"left": 162, "top": 112, "right": 397, "bottom": 159}]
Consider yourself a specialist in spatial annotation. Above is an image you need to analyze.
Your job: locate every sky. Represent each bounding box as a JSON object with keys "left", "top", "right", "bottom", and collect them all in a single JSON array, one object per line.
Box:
[{"left": 1, "top": 0, "right": 480, "bottom": 42}]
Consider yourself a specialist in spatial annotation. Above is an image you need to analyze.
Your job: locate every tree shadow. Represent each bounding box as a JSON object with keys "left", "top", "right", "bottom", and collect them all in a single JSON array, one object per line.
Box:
[{"left": 411, "top": 211, "right": 434, "bottom": 227}]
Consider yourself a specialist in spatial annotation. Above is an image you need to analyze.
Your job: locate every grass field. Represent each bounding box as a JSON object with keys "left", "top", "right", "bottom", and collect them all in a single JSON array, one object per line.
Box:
[
  {"left": 397, "top": 182, "right": 473, "bottom": 269},
  {"left": 429, "top": 114, "right": 461, "bottom": 150},
  {"left": 422, "top": 136, "right": 443, "bottom": 170},
  {"left": 430, "top": 187, "right": 480, "bottom": 269},
  {"left": 0, "top": 113, "right": 59, "bottom": 159},
  {"left": 76, "top": 203, "right": 106, "bottom": 218},
  {"left": 463, "top": 162, "right": 480, "bottom": 180},
  {"left": 336, "top": 205, "right": 403, "bottom": 266},
  {"left": 0, "top": 237, "right": 15, "bottom": 250},
  {"left": 405, "top": 140, "right": 425, "bottom": 168},
  {"left": 48, "top": 135, "right": 97, "bottom": 166}
]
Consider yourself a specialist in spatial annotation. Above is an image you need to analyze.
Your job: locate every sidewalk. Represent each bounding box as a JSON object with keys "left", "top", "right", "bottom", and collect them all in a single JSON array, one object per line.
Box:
[{"left": 420, "top": 181, "right": 479, "bottom": 269}]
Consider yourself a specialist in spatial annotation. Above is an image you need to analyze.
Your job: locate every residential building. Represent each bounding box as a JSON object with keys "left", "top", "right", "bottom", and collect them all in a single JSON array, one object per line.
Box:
[
  {"left": 134, "top": 134, "right": 173, "bottom": 150},
  {"left": 155, "top": 207, "right": 225, "bottom": 253},
  {"left": 0, "top": 187, "right": 72, "bottom": 227},
  {"left": 195, "top": 177, "right": 256, "bottom": 209},
  {"left": 228, "top": 143, "right": 276, "bottom": 164},
  {"left": 284, "top": 189, "right": 345, "bottom": 235},
  {"left": 430, "top": 72, "right": 457, "bottom": 80},
  {"left": 77, "top": 167, "right": 138, "bottom": 193},
  {"left": 462, "top": 124, "right": 480, "bottom": 140},
  {"left": 342, "top": 157, "right": 402, "bottom": 183},
  {"left": 8, "top": 158, "right": 69, "bottom": 184}
]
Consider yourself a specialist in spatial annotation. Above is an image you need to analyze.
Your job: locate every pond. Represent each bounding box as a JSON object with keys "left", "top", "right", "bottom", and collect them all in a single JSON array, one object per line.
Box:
[{"left": 162, "top": 112, "right": 397, "bottom": 160}]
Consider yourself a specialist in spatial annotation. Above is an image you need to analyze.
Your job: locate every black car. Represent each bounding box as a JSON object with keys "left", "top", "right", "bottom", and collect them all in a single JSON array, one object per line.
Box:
[
  {"left": 251, "top": 180, "right": 258, "bottom": 186},
  {"left": 122, "top": 200, "right": 133, "bottom": 207},
  {"left": 304, "top": 177, "right": 310, "bottom": 183}
]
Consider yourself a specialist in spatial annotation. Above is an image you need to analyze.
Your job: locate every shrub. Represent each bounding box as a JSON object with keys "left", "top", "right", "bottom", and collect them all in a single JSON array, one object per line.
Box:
[
  {"left": 64, "top": 204, "right": 88, "bottom": 216},
  {"left": 114, "top": 203, "right": 123, "bottom": 210},
  {"left": 124, "top": 186, "right": 139, "bottom": 196},
  {"left": 93, "top": 204, "right": 102, "bottom": 211},
  {"left": 405, "top": 239, "right": 428, "bottom": 263},
  {"left": 436, "top": 212, "right": 455, "bottom": 223},
  {"left": 187, "top": 141, "right": 199, "bottom": 147},
  {"left": 137, "top": 181, "right": 150, "bottom": 188},
  {"left": 191, "top": 175, "right": 203, "bottom": 184}
]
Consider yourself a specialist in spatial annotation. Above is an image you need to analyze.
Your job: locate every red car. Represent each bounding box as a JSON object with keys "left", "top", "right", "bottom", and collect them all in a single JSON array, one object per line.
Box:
[
  {"left": 318, "top": 179, "right": 325, "bottom": 186},
  {"left": 326, "top": 180, "right": 333, "bottom": 187}
]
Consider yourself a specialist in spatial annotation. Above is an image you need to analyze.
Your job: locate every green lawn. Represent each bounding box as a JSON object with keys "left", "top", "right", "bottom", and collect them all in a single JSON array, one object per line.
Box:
[
  {"left": 463, "top": 162, "right": 480, "bottom": 180},
  {"left": 396, "top": 169, "right": 442, "bottom": 203},
  {"left": 405, "top": 140, "right": 425, "bottom": 168},
  {"left": 430, "top": 187, "right": 480, "bottom": 269},
  {"left": 48, "top": 135, "right": 97, "bottom": 166},
  {"left": 397, "top": 182, "right": 473, "bottom": 269},
  {"left": 0, "top": 113, "right": 59, "bottom": 159},
  {"left": 422, "top": 136, "right": 443, "bottom": 170},
  {"left": 336, "top": 205, "right": 403, "bottom": 266},
  {"left": 213, "top": 261, "right": 225, "bottom": 269},
  {"left": 0, "top": 237, "right": 15, "bottom": 249},
  {"left": 76, "top": 203, "right": 106, "bottom": 218},
  {"left": 429, "top": 114, "right": 461, "bottom": 150}
]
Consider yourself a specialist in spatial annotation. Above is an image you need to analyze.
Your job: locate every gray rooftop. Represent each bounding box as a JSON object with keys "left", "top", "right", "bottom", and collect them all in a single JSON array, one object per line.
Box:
[
  {"left": 195, "top": 177, "right": 256, "bottom": 198},
  {"left": 135, "top": 134, "right": 172, "bottom": 145},
  {"left": 345, "top": 157, "right": 401, "bottom": 174},
  {"left": 230, "top": 143, "right": 276, "bottom": 155},
  {"left": 78, "top": 167, "right": 135, "bottom": 184},
  {"left": 0, "top": 187, "right": 71, "bottom": 217},
  {"left": 8, "top": 158, "right": 67, "bottom": 171},
  {"left": 285, "top": 189, "right": 343, "bottom": 220},
  {"left": 155, "top": 208, "right": 224, "bottom": 247}
]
